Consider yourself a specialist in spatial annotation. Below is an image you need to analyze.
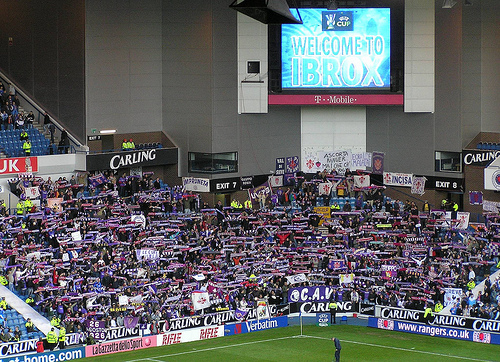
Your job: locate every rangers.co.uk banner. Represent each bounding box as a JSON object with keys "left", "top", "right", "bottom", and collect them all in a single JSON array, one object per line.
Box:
[
  {"left": 378, "top": 306, "right": 500, "bottom": 332},
  {"left": 369, "top": 317, "right": 500, "bottom": 345}
]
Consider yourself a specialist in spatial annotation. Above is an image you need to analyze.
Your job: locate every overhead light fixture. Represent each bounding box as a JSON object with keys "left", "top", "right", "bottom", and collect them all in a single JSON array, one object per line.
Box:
[
  {"left": 99, "top": 129, "right": 116, "bottom": 134},
  {"left": 442, "top": 0, "right": 457, "bottom": 8},
  {"left": 464, "top": 0, "right": 473, "bottom": 6},
  {"left": 229, "top": 0, "right": 303, "bottom": 24},
  {"left": 327, "top": 0, "right": 338, "bottom": 10}
]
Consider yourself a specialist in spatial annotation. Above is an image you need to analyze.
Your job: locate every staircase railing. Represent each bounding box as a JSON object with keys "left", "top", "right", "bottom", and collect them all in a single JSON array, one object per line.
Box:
[{"left": 0, "top": 69, "right": 87, "bottom": 154}]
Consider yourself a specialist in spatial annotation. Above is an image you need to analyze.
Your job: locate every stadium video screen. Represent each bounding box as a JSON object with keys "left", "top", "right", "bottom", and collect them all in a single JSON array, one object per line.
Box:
[{"left": 281, "top": 8, "right": 391, "bottom": 90}]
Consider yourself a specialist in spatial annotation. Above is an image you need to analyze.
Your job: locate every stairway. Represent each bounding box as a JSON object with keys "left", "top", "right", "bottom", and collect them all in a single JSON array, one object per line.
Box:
[
  {"left": 0, "top": 285, "right": 52, "bottom": 336},
  {"left": 18, "top": 105, "right": 60, "bottom": 147}
]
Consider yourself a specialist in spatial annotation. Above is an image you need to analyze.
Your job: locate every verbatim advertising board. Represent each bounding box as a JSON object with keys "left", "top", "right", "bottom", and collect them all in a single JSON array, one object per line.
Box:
[{"left": 224, "top": 316, "right": 288, "bottom": 336}]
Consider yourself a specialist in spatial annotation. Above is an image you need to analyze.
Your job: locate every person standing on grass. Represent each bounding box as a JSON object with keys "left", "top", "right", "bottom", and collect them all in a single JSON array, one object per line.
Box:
[{"left": 332, "top": 336, "right": 341, "bottom": 362}]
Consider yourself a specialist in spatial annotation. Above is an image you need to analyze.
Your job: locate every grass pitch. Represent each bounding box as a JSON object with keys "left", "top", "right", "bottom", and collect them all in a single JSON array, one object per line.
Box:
[{"left": 87, "top": 325, "right": 500, "bottom": 362}]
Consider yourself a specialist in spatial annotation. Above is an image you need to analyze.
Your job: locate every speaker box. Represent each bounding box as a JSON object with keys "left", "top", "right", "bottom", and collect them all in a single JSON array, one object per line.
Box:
[{"left": 247, "top": 61, "right": 260, "bottom": 74}]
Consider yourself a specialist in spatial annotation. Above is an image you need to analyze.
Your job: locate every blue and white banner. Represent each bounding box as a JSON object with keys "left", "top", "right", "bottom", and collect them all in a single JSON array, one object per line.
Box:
[
  {"left": 443, "top": 288, "right": 462, "bottom": 307},
  {"left": 378, "top": 306, "right": 500, "bottom": 332},
  {"left": 224, "top": 316, "right": 288, "bottom": 336},
  {"left": 276, "top": 158, "right": 285, "bottom": 175},
  {"left": 18, "top": 348, "right": 85, "bottom": 362},
  {"left": 351, "top": 152, "right": 372, "bottom": 168},
  {"left": 182, "top": 177, "right": 210, "bottom": 192},
  {"left": 288, "top": 286, "right": 336, "bottom": 303},
  {"left": 286, "top": 156, "right": 300, "bottom": 173},
  {"left": 286, "top": 273, "right": 309, "bottom": 285},
  {"left": 383, "top": 172, "right": 413, "bottom": 187},
  {"left": 0, "top": 339, "right": 84, "bottom": 360},
  {"left": 135, "top": 249, "right": 160, "bottom": 261},
  {"left": 369, "top": 317, "right": 500, "bottom": 345}
]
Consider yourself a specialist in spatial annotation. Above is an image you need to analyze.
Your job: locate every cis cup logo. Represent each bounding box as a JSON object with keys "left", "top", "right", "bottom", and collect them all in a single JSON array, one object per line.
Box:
[
  {"left": 325, "top": 14, "right": 336, "bottom": 30},
  {"left": 337, "top": 16, "right": 351, "bottom": 28},
  {"left": 318, "top": 313, "right": 329, "bottom": 327},
  {"left": 323, "top": 11, "right": 354, "bottom": 31}
]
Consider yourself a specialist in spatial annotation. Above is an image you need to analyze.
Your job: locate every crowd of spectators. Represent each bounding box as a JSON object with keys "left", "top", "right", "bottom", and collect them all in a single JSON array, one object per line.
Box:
[{"left": 0, "top": 170, "right": 499, "bottom": 341}]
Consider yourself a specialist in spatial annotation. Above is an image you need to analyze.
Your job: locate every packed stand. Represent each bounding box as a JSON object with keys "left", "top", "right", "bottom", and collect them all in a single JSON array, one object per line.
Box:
[{"left": 0, "top": 170, "right": 499, "bottom": 345}]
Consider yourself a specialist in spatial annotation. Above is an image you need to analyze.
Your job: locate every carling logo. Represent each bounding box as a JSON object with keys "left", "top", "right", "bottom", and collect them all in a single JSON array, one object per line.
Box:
[
  {"left": 322, "top": 11, "right": 353, "bottom": 31},
  {"left": 377, "top": 319, "right": 394, "bottom": 331}
]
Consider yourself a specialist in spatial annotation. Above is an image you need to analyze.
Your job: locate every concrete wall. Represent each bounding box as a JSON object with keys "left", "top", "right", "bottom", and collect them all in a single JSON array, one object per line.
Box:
[
  {"left": 434, "top": 2, "right": 463, "bottom": 154},
  {"left": 301, "top": 107, "right": 366, "bottom": 171},
  {"left": 366, "top": 106, "right": 435, "bottom": 175},
  {"left": 237, "top": 106, "right": 301, "bottom": 177},
  {"left": 86, "top": 0, "right": 163, "bottom": 136},
  {"left": 0, "top": 0, "right": 85, "bottom": 141},
  {"left": 461, "top": 1, "right": 482, "bottom": 147},
  {"left": 161, "top": 1, "right": 301, "bottom": 178},
  {"left": 404, "top": 0, "right": 435, "bottom": 113},
  {"left": 480, "top": 0, "right": 500, "bottom": 133},
  {"left": 237, "top": 13, "right": 268, "bottom": 114},
  {"left": 162, "top": 0, "right": 215, "bottom": 176}
]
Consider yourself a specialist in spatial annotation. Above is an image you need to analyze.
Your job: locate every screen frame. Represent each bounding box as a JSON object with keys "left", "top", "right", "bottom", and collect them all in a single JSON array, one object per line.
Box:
[{"left": 268, "top": 1, "right": 404, "bottom": 95}]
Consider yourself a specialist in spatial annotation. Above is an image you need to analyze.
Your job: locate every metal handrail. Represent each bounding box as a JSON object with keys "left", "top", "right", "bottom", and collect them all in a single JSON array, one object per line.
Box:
[
  {"left": 85, "top": 145, "right": 169, "bottom": 155},
  {"left": 0, "top": 69, "right": 86, "bottom": 153}
]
